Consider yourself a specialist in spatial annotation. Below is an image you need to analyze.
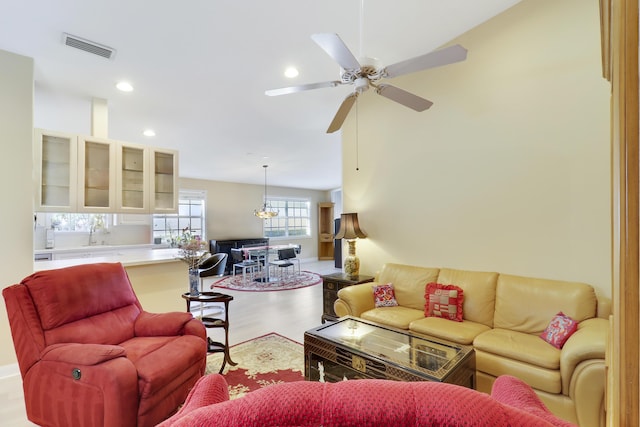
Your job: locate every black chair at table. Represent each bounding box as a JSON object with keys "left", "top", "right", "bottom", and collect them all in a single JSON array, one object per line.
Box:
[
  {"left": 230, "top": 248, "right": 261, "bottom": 283},
  {"left": 269, "top": 247, "right": 299, "bottom": 279}
]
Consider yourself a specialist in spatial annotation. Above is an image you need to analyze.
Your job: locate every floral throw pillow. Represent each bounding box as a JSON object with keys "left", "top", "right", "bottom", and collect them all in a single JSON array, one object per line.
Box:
[
  {"left": 424, "top": 283, "right": 464, "bottom": 322},
  {"left": 373, "top": 283, "right": 399, "bottom": 307},
  {"left": 540, "top": 312, "right": 578, "bottom": 349}
]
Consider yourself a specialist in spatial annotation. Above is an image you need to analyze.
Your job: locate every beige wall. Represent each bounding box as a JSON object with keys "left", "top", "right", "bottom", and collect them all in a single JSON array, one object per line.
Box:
[
  {"left": 181, "top": 177, "right": 332, "bottom": 259},
  {"left": 0, "top": 50, "right": 34, "bottom": 367},
  {"left": 342, "top": 0, "right": 612, "bottom": 298}
]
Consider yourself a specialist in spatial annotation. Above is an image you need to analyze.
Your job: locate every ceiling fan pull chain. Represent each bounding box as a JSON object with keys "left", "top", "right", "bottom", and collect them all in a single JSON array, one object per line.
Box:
[{"left": 355, "top": 98, "right": 360, "bottom": 171}]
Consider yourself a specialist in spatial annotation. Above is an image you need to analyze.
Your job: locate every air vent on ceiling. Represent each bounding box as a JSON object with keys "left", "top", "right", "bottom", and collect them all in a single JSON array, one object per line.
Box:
[{"left": 62, "top": 33, "right": 116, "bottom": 60}]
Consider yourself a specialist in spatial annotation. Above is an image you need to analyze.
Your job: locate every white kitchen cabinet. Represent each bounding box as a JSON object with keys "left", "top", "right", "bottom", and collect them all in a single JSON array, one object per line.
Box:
[
  {"left": 116, "top": 142, "right": 150, "bottom": 213},
  {"left": 150, "top": 148, "right": 179, "bottom": 213},
  {"left": 34, "top": 129, "right": 179, "bottom": 214},
  {"left": 77, "top": 135, "right": 116, "bottom": 212},
  {"left": 34, "top": 129, "right": 78, "bottom": 212}
]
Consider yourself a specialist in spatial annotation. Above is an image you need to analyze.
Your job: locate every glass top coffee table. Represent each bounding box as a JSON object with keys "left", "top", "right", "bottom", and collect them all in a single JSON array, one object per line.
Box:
[{"left": 304, "top": 316, "right": 475, "bottom": 387}]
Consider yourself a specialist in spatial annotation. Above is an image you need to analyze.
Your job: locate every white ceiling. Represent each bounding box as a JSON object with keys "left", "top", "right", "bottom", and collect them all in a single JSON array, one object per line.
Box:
[{"left": 0, "top": 0, "right": 521, "bottom": 190}]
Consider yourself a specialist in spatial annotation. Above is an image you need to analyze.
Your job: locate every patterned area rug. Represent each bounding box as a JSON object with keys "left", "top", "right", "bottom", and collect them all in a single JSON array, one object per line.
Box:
[
  {"left": 206, "top": 333, "right": 304, "bottom": 399},
  {"left": 212, "top": 270, "right": 322, "bottom": 292}
]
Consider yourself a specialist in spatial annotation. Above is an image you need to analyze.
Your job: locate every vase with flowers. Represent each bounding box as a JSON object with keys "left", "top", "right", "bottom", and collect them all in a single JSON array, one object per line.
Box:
[{"left": 176, "top": 228, "right": 210, "bottom": 296}]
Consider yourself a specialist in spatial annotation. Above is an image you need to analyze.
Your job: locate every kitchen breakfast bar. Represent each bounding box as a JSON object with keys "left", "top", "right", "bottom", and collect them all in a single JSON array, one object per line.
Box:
[{"left": 33, "top": 248, "right": 192, "bottom": 315}]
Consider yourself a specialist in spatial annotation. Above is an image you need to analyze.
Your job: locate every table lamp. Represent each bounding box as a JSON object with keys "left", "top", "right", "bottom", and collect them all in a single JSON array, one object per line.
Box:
[{"left": 335, "top": 213, "right": 367, "bottom": 279}]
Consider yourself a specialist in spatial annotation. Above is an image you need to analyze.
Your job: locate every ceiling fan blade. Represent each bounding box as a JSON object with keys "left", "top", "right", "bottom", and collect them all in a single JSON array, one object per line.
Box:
[
  {"left": 383, "top": 44, "right": 467, "bottom": 79},
  {"left": 265, "top": 81, "right": 342, "bottom": 96},
  {"left": 375, "top": 84, "right": 433, "bottom": 112},
  {"left": 327, "top": 93, "right": 358, "bottom": 133},
  {"left": 311, "top": 33, "right": 361, "bottom": 71}
]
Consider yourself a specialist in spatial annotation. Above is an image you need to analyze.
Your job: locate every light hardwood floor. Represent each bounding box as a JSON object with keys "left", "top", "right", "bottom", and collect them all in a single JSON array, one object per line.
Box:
[{"left": 0, "top": 259, "right": 341, "bottom": 427}]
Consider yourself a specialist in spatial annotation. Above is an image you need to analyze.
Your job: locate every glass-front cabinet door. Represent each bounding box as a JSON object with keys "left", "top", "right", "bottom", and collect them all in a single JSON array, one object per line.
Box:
[
  {"left": 150, "top": 148, "right": 178, "bottom": 213},
  {"left": 34, "top": 129, "right": 78, "bottom": 212},
  {"left": 116, "top": 142, "right": 149, "bottom": 213},
  {"left": 77, "top": 136, "right": 116, "bottom": 212}
]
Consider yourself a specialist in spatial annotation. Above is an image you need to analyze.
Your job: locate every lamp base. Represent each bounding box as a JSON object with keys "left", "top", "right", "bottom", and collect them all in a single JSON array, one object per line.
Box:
[{"left": 343, "top": 240, "right": 360, "bottom": 279}]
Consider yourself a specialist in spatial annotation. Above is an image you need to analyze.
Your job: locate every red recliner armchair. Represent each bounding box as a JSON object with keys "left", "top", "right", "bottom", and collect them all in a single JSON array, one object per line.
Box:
[{"left": 3, "top": 262, "right": 208, "bottom": 427}]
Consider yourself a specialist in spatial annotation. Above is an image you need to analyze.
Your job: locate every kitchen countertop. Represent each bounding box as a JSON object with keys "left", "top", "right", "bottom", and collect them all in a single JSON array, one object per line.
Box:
[
  {"left": 33, "top": 248, "right": 184, "bottom": 271},
  {"left": 34, "top": 243, "right": 168, "bottom": 254}
]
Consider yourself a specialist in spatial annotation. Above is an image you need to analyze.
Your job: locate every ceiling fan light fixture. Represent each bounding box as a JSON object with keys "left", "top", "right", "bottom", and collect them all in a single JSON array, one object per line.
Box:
[
  {"left": 264, "top": 33, "right": 467, "bottom": 134},
  {"left": 254, "top": 164, "right": 278, "bottom": 219}
]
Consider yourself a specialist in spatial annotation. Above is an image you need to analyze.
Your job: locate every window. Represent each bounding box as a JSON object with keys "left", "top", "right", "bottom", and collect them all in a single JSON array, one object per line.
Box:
[
  {"left": 44, "top": 213, "right": 110, "bottom": 232},
  {"left": 263, "top": 198, "right": 311, "bottom": 238},
  {"left": 153, "top": 190, "right": 206, "bottom": 245}
]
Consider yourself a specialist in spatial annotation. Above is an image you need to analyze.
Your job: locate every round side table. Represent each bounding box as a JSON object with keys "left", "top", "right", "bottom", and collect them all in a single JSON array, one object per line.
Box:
[{"left": 181, "top": 292, "right": 237, "bottom": 373}]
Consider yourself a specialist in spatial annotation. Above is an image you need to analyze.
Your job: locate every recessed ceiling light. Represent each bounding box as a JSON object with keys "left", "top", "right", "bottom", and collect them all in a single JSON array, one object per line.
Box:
[
  {"left": 284, "top": 67, "right": 299, "bottom": 78},
  {"left": 143, "top": 129, "right": 155, "bottom": 137},
  {"left": 116, "top": 81, "right": 133, "bottom": 92}
]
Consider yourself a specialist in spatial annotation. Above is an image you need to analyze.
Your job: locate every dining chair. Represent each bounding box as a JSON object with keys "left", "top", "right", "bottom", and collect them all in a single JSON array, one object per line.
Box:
[
  {"left": 230, "top": 248, "right": 260, "bottom": 282},
  {"left": 269, "top": 247, "right": 299, "bottom": 279}
]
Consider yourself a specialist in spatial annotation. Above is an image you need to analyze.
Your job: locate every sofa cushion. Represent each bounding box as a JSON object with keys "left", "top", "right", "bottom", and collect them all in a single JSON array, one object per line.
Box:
[
  {"left": 540, "top": 312, "right": 578, "bottom": 349},
  {"left": 493, "top": 274, "right": 597, "bottom": 334},
  {"left": 120, "top": 336, "right": 206, "bottom": 400},
  {"left": 425, "top": 283, "right": 464, "bottom": 321},
  {"left": 361, "top": 306, "right": 425, "bottom": 330},
  {"left": 437, "top": 269, "right": 498, "bottom": 328},
  {"left": 120, "top": 335, "right": 207, "bottom": 426},
  {"left": 475, "top": 350, "right": 561, "bottom": 395},
  {"left": 377, "top": 264, "right": 439, "bottom": 311},
  {"left": 474, "top": 328, "right": 560, "bottom": 370},
  {"left": 409, "top": 318, "right": 490, "bottom": 345},
  {"left": 373, "top": 283, "right": 399, "bottom": 307}
]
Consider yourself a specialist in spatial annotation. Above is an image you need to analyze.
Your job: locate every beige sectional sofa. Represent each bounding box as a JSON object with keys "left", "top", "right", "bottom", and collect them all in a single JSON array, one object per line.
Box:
[{"left": 333, "top": 263, "right": 609, "bottom": 427}]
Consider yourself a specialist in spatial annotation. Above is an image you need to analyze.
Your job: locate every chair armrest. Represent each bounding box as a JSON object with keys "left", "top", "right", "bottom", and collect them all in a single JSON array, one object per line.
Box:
[
  {"left": 41, "top": 343, "right": 126, "bottom": 365},
  {"left": 560, "top": 317, "right": 608, "bottom": 395},
  {"left": 491, "top": 375, "right": 576, "bottom": 426},
  {"left": 134, "top": 311, "right": 199, "bottom": 337},
  {"left": 334, "top": 283, "right": 377, "bottom": 318},
  {"left": 157, "top": 374, "right": 230, "bottom": 427}
]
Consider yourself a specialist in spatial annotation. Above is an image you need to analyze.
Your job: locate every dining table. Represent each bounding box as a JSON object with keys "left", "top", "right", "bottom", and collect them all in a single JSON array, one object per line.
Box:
[{"left": 241, "top": 244, "right": 300, "bottom": 282}]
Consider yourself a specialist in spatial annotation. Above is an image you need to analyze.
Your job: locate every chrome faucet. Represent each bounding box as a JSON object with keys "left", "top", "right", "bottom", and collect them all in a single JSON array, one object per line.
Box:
[{"left": 88, "top": 226, "right": 97, "bottom": 246}]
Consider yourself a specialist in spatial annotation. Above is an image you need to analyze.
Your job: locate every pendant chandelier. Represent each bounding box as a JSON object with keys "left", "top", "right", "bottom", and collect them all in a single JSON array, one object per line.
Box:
[{"left": 254, "top": 164, "right": 278, "bottom": 219}]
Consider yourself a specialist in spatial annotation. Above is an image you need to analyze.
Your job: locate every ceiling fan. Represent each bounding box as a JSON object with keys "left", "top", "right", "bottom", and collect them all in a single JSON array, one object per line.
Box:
[{"left": 265, "top": 33, "right": 467, "bottom": 133}]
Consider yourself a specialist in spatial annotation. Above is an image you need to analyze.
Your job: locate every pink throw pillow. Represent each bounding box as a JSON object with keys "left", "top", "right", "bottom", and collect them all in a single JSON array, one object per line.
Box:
[
  {"left": 540, "top": 312, "right": 578, "bottom": 349},
  {"left": 373, "top": 283, "right": 399, "bottom": 307},
  {"left": 424, "top": 283, "right": 464, "bottom": 322}
]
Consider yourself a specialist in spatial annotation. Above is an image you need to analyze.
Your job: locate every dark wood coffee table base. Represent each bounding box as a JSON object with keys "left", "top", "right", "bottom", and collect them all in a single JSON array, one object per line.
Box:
[{"left": 304, "top": 318, "right": 475, "bottom": 388}]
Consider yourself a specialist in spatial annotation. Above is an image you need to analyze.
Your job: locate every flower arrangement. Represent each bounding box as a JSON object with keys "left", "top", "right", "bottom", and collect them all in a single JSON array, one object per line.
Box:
[{"left": 176, "top": 227, "right": 209, "bottom": 271}]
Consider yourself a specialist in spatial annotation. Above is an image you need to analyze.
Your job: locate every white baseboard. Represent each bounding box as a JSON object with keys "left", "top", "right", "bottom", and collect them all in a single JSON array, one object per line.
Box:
[{"left": 0, "top": 363, "right": 20, "bottom": 379}]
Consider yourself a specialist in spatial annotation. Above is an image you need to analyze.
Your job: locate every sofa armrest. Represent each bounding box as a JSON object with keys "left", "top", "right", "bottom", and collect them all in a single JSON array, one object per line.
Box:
[
  {"left": 334, "top": 283, "right": 377, "bottom": 318},
  {"left": 41, "top": 343, "right": 126, "bottom": 365},
  {"left": 157, "top": 374, "right": 230, "bottom": 426},
  {"left": 560, "top": 317, "right": 608, "bottom": 395},
  {"left": 134, "top": 311, "right": 199, "bottom": 337},
  {"left": 491, "top": 375, "right": 576, "bottom": 426}
]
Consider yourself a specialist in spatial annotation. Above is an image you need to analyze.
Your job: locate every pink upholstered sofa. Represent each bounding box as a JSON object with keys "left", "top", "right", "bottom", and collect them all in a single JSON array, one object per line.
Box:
[
  {"left": 159, "top": 374, "right": 576, "bottom": 426},
  {"left": 3, "top": 262, "right": 208, "bottom": 427}
]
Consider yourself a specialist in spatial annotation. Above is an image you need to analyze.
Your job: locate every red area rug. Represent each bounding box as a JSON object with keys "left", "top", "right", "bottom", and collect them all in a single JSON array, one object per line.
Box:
[
  {"left": 212, "top": 270, "right": 322, "bottom": 292},
  {"left": 206, "top": 333, "right": 304, "bottom": 399}
]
